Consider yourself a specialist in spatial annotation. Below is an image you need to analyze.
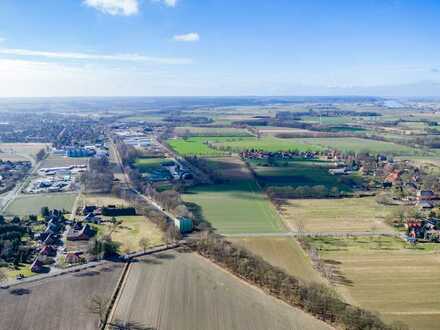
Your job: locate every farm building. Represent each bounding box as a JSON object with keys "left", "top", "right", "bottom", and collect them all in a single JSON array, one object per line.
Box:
[
  {"left": 66, "top": 148, "right": 95, "bottom": 158},
  {"left": 174, "top": 217, "right": 193, "bottom": 234}
]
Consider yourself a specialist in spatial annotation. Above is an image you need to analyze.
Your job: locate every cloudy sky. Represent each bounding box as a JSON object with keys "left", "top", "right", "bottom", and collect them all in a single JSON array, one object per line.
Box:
[{"left": 1, "top": 0, "right": 440, "bottom": 97}]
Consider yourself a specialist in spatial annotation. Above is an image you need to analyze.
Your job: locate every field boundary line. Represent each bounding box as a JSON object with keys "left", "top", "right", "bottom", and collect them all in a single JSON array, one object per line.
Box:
[{"left": 102, "top": 261, "right": 131, "bottom": 330}]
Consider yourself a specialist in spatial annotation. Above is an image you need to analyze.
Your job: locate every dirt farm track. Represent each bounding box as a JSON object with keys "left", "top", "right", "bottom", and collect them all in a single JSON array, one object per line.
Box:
[{"left": 0, "top": 263, "right": 124, "bottom": 330}]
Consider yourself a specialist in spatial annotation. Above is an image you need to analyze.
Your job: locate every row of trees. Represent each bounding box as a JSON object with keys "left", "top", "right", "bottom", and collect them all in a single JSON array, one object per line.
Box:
[
  {"left": 80, "top": 157, "right": 114, "bottom": 193},
  {"left": 267, "top": 185, "right": 342, "bottom": 199},
  {"left": 187, "top": 234, "right": 407, "bottom": 330}
]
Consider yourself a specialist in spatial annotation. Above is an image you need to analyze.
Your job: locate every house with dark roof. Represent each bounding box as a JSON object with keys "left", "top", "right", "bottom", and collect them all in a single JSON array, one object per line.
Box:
[{"left": 67, "top": 224, "right": 94, "bottom": 241}]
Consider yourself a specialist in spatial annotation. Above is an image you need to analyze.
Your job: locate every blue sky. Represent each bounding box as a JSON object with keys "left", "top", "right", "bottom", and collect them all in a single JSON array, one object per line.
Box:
[{"left": 1, "top": 0, "right": 440, "bottom": 97}]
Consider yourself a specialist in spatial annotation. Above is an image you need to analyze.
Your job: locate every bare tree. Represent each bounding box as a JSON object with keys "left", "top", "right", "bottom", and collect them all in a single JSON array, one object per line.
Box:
[
  {"left": 295, "top": 218, "right": 305, "bottom": 239},
  {"left": 0, "top": 269, "right": 7, "bottom": 285},
  {"left": 139, "top": 237, "right": 150, "bottom": 252},
  {"left": 87, "top": 295, "right": 110, "bottom": 327},
  {"left": 109, "top": 319, "right": 155, "bottom": 330}
]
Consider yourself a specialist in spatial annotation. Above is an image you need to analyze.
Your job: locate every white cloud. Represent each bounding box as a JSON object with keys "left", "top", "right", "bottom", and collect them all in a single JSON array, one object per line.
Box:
[
  {"left": 164, "top": 0, "right": 177, "bottom": 7},
  {"left": 152, "top": 0, "right": 177, "bottom": 7},
  {"left": 83, "top": 0, "right": 139, "bottom": 16},
  {"left": 173, "top": 32, "right": 200, "bottom": 42},
  {"left": 0, "top": 48, "right": 192, "bottom": 65}
]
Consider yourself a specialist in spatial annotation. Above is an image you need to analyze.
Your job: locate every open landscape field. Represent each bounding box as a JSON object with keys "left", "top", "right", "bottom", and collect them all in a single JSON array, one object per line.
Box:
[
  {"left": 229, "top": 237, "right": 323, "bottom": 283},
  {"left": 167, "top": 136, "right": 240, "bottom": 156},
  {"left": 4, "top": 192, "right": 77, "bottom": 216},
  {"left": 0, "top": 143, "right": 49, "bottom": 161},
  {"left": 250, "top": 159, "right": 362, "bottom": 191},
  {"left": 79, "top": 193, "right": 131, "bottom": 208},
  {"left": 174, "top": 126, "right": 252, "bottom": 137},
  {"left": 305, "top": 237, "right": 440, "bottom": 330},
  {"left": 134, "top": 157, "right": 172, "bottom": 173},
  {"left": 38, "top": 154, "right": 89, "bottom": 169},
  {"left": 96, "top": 215, "right": 164, "bottom": 253},
  {"left": 217, "top": 136, "right": 420, "bottom": 155},
  {"left": 183, "top": 158, "right": 285, "bottom": 234},
  {"left": 0, "top": 262, "right": 124, "bottom": 330},
  {"left": 112, "top": 251, "right": 331, "bottom": 330},
  {"left": 213, "top": 136, "right": 324, "bottom": 153},
  {"left": 280, "top": 197, "right": 394, "bottom": 233}
]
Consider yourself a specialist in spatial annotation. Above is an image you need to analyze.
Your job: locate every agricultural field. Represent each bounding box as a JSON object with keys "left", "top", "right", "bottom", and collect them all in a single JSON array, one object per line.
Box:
[
  {"left": 256, "top": 126, "right": 315, "bottom": 136},
  {"left": 229, "top": 237, "right": 323, "bottom": 283},
  {"left": 250, "top": 159, "right": 362, "bottom": 191},
  {"left": 183, "top": 158, "right": 285, "bottom": 234},
  {"left": 78, "top": 193, "right": 131, "bottom": 208},
  {"left": 134, "top": 157, "right": 172, "bottom": 173},
  {"left": 174, "top": 126, "right": 252, "bottom": 137},
  {"left": 0, "top": 143, "right": 49, "bottom": 161},
  {"left": 167, "top": 136, "right": 244, "bottom": 156},
  {"left": 0, "top": 262, "right": 124, "bottom": 330},
  {"left": 217, "top": 136, "right": 420, "bottom": 155},
  {"left": 38, "top": 154, "right": 89, "bottom": 169},
  {"left": 279, "top": 197, "right": 395, "bottom": 233},
  {"left": 213, "top": 136, "right": 324, "bottom": 153},
  {"left": 304, "top": 237, "right": 440, "bottom": 330},
  {"left": 4, "top": 192, "right": 77, "bottom": 216},
  {"left": 111, "top": 251, "right": 331, "bottom": 330},
  {"left": 95, "top": 215, "right": 164, "bottom": 253}
]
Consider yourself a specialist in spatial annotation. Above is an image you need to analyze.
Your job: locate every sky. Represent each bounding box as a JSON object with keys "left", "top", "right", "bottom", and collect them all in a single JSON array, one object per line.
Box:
[{"left": 1, "top": 0, "right": 440, "bottom": 97}]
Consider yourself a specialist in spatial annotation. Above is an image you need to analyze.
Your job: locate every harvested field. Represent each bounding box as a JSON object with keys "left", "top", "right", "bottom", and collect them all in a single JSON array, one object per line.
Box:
[
  {"left": 0, "top": 262, "right": 124, "bottom": 330},
  {"left": 257, "top": 126, "right": 314, "bottom": 136},
  {"left": 112, "top": 251, "right": 331, "bottom": 330},
  {"left": 0, "top": 143, "right": 49, "bottom": 163},
  {"left": 183, "top": 158, "right": 285, "bottom": 234},
  {"left": 280, "top": 197, "right": 394, "bottom": 233},
  {"left": 79, "top": 193, "right": 130, "bottom": 208},
  {"left": 229, "top": 237, "right": 323, "bottom": 283},
  {"left": 38, "top": 155, "right": 89, "bottom": 169},
  {"left": 305, "top": 237, "right": 440, "bottom": 330},
  {"left": 4, "top": 193, "right": 77, "bottom": 216}
]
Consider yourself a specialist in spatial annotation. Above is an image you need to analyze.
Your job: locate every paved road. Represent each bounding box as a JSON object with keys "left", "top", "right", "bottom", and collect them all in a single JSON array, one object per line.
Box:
[
  {"left": 108, "top": 136, "right": 180, "bottom": 223},
  {"left": 0, "top": 154, "right": 42, "bottom": 212}
]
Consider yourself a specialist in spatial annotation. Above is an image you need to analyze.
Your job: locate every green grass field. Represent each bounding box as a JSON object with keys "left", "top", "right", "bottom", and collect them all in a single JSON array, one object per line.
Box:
[
  {"left": 214, "top": 137, "right": 324, "bottom": 153},
  {"left": 218, "top": 137, "right": 419, "bottom": 155},
  {"left": 134, "top": 157, "right": 172, "bottom": 173},
  {"left": 184, "top": 180, "right": 285, "bottom": 234},
  {"left": 4, "top": 193, "right": 77, "bottom": 216},
  {"left": 305, "top": 237, "right": 440, "bottom": 330},
  {"left": 167, "top": 136, "right": 245, "bottom": 156},
  {"left": 168, "top": 135, "right": 421, "bottom": 157},
  {"left": 250, "top": 159, "right": 362, "bottom": 191},
  {"left": 183, "top": 157, "right": 285, "bottom": 234}
]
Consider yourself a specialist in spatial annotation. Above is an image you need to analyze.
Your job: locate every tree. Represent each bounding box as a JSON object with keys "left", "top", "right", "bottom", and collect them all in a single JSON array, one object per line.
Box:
[
  {"left": 139, "top": 237, "right": 150, "bottom": 252},
  {"left": 109, "top": 319, "right": 155, "bottom": 330},
  {"left": 0, "top": 269, "right": 7, "bottom": 285},
  {"left": 41, "top": 206, "right": 50, "bottom": 218},
  {"left": 87, "top": 295, "right": 109, "bottom": 327}
]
